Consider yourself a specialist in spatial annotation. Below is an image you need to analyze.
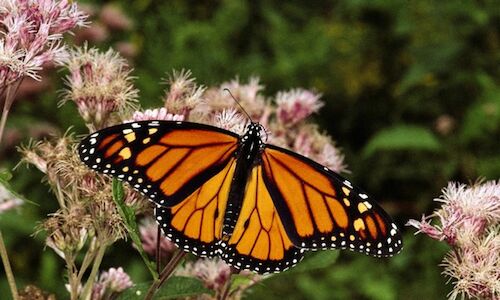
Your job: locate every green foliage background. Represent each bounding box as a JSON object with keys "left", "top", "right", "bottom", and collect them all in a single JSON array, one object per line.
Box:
[{"left": 1, "top": 0, "right": 499, "bottom": 299}]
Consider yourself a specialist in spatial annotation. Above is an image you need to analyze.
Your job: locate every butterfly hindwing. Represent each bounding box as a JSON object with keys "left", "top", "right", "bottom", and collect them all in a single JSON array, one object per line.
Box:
[
  {"left": 261, "top": 145, "right": 403, "bottom": 257},
  {"left": 223, "top": 165, "right": 304, "bottom": 273},
  {"left": 78, "top": 120, "right": 239, "bottom": 207}
]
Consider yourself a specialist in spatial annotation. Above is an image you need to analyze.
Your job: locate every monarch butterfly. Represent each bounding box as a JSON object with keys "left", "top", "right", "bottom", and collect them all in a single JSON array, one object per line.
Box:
[{"left": 79, "top": 118, "right": 402, "bottom": 274}]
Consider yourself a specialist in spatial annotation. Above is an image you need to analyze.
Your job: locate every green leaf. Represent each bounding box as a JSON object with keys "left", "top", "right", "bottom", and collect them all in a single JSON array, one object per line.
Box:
[
  {"left": 362, "top": 125, "right": 442, "bottom": 157},
  {"left": 0, "top": 169, "right": 33, "bottom": 207},
  {"left": 112, "top": 179, "right": 158, "bottom": 279},
  {"left": 459, "top": 84, "right": 500, "bottom": 144},
  {"left": 0, "top": 169, "right": 12, "bottom": 181},
  {"left": 117, "top": 276, "right": 211, "bottom": 300}
]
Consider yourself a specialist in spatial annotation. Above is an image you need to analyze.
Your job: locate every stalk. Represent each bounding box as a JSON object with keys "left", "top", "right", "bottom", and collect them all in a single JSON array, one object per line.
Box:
[
  {"left": 0, "top": 230, "right": 18, "bottom": 300},
  {"left": 144, "top": 250, "right": 186, "bottom": 300},
  {"left": 0, "top": 80, "right": 22, "bottom": 147},
  {"left": 80, "top": 244, "right": 107, "bottom": 300}
]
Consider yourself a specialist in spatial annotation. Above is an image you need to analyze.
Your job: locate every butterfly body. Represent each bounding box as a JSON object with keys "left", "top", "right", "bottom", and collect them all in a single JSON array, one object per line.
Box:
[
  {"left": 79, "top": 120, "right": 402, "bottom": 274},
  {"left": 221, "top": 123, "right": 264, "bottom": 238}
]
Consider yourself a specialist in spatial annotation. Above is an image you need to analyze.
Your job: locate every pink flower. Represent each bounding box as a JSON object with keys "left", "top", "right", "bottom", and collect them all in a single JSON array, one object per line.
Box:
[
  {"left": 139, "top": 218, "right": 177, "bottom": 259},
  {"left": 406, "top": 215, "right": 446, "bottom": 241},
  {"left": 220, "top": 77, "right": 262, "bottom": 102},
  {"left": 163, "top": 69, "right": 205, "bottom": 117},
  {"left": 0, "top": 0, "right": 87, "bottom": 87},
  {"left": 99, "top": 4, "right": 133, "bottom": 31},
  {"left": 60, "top": 45, "right": 138, "bottom": 129},
  {"left": 443, "top": 230, "right": 500, "bottom": 300},
  {"left": 407, "top": 180, "right": 500, "bottom": 299},
  {"left": 409, "top": 181, "right": 500, "bottom": 247},
  {"left": 219, "top": 77, "right": 267, "bottom": 119},
  {"left": 213, "top": 108, "right": 247, "bottom": 134},
  {"left": 176, "top": 258, "right": 232, "bottom": 291},
  {"left": 92, "top": 267, "right": 133, "bottom": 300},
  {"left": 276, "top": 89, "right": 323, "bottom": 125},
  {"left": 126, "top": 108, "right": 184, "bottom": 123}
]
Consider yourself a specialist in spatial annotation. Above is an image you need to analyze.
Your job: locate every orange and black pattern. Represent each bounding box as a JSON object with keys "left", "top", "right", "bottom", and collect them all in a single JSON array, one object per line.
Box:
[
  {"left": 79, "top": 120, "right": 238, "bottom": 207},
  {"left": 79, "top": 120, "right": 402, "bottom": 274},
  {"left": 262, "top": 146, "right": 401, "bottom": 257}
]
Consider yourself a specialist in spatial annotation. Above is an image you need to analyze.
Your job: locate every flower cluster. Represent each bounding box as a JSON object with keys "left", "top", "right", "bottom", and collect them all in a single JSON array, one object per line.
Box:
[
  {"left": 407, "top": 180, "right": 500, "bottom": 300},
  {"left": 0, "top": 0, "right": 87, "bottom": 88},
  {"left": 20, "top": 134, "right": 147, "bottom": 298},
  {"left": 177, "top": 258, "right": 232, "bottom": 291},
  {"left": 175, "top": 258, "right": 262, "bottom": 300},
  {"left": 60, "top": 44, "right": 138, "bottom": 130},
  {"left": 142, "top": 72, "right": 347, "bottom": 173},
  {"left": 20, "top": 41, "right": 345, "bottom": 299},
  {"left": 92, "top": 267, "right": 133, "bottom": 300},
  {"left": 125, "top": 71, "right": 345, "bottom": 299},
  {"left": 18, "top": 45, "right": 147, "bottom": 299},
  {"left": 126, "top": 107, "right": 184, "bottom": 123}
]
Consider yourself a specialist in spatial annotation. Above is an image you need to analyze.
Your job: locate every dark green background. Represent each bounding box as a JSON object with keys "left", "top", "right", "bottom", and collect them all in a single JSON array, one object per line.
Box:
[{"left": 1, "top": 0, "right": 498, "bottom": 299}]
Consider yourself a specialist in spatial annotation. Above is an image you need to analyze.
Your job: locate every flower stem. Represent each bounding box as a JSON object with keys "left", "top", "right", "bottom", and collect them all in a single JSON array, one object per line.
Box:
[
  {"left": 0, "top": 230, "right": 18, "bottom": 300},
  {"left": 80, "top": 244, "right": 107, "bottom": 300},
  {"left": 156, "top": 225, "right": 161, "bottom": 273},
  {"left": 65, "top": 253, "right": 79, "bottom": 300},
  {"left": 144, "top": 249, "right": 186, "bottom": 300},
  {"left": 217, "top": 275, "right": 232, "bottom": 300},
  {"left": 0, "top": 80, "right": 22, "bottom": 147},
  {"left": 76, "top": 243, "right": 98, "bottom": 284}
]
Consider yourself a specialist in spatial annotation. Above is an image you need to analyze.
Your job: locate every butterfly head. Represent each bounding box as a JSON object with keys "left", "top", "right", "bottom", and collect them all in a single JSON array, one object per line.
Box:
[{"left": 244, "top": 122, "right": 266, "bottom": 141}]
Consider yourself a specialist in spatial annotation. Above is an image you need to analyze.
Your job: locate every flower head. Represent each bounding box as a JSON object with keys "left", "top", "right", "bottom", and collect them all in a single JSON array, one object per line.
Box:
[
  {"left": 126, "top": 107, "right": 184, "bottom": 123},
  {"left": 43, "top": 205, "right": 91, "bottom": 259},
  {"left": 163, "top": 69, "right": 205, "bottom": 118},
  {"left": 60, "top": 45, "right": 138, "bottom": 130},
  {"left": 176, "top": 258, "right": 232, "bottom": 291},
  {"left": 408, "top": 181, "right": 500, "bottom": 247},
  {"left": 407, "top": 180, "right": 500, "bottom": 299},
  {"left": 218, "top": 77, "right": 267, "bottom": 118},
  {"left": 276, "top": 88, "right": 323, "bottom": 125},
  {"left": 92, "top": 267, "right": 133, "bottom": 300},
  {"left": 139, "top": 218, "right": 177, "bottom": 259},
  {"left": 0, "top": 0, "right": 87, "bottom": 87},
  {"left": 213, "top": 108, "right": 247, "bottom": 134}
]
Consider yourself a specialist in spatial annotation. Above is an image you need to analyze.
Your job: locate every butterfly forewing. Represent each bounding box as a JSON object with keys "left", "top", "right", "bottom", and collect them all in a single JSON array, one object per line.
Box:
[
  {"left": 261, "top": 145, "right": 403, "bottom": 257},
  {"left": 154, "top": 158, "right": 237, "bottom": 257},
  {"left": 78, "top": 121, "right": 239, "bottom": 207}
]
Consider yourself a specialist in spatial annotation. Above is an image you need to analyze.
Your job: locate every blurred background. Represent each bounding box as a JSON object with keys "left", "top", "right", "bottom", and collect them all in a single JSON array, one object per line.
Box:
[{"left": 1, "top": 0, "right": 499, "bottom": 299}]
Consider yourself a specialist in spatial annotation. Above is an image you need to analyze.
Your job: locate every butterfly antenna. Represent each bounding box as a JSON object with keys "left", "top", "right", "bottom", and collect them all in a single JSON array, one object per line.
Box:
[{"left": 223, "top": 88, "right": 253, "bottom": 122}]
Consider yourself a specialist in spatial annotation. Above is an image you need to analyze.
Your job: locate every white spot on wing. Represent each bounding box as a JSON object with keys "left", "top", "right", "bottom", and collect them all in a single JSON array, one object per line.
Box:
[{"left": 343, "top": 180, "right": 353, "bottom": 188}]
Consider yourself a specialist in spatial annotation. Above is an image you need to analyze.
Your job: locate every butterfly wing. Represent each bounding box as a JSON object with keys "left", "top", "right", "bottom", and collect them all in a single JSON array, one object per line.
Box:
[
  {"left": 154, "top": 158, "right": 237, "bottom": 257},
  {"left": 261, "top": 145, "right": 403, "bottom": 257},
  {"left": 223, "top": 165, "right": 304, "bottom": 274},
  {"left": 78, "top": 120, "right": 239, "bottom": 207}
]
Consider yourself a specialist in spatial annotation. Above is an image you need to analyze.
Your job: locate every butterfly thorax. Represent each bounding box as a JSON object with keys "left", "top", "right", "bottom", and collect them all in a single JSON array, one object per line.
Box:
[{"left": 238, "top": 123, "right": 265, "bottom": 163}]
